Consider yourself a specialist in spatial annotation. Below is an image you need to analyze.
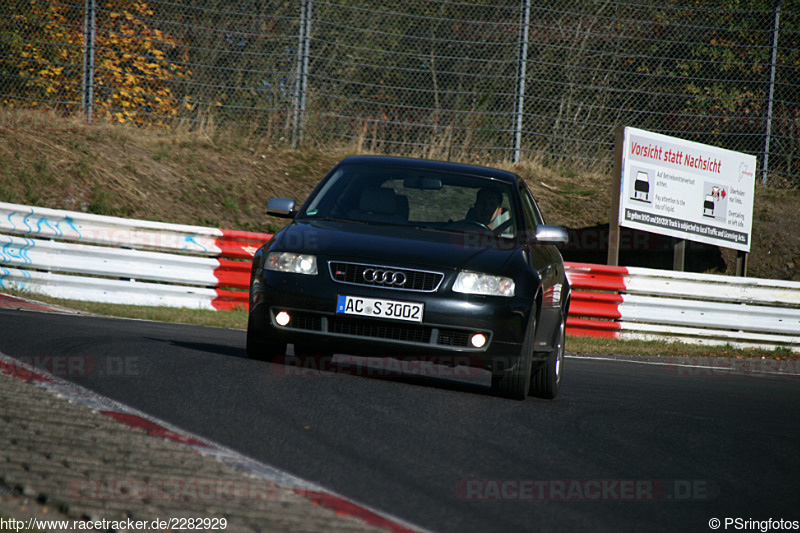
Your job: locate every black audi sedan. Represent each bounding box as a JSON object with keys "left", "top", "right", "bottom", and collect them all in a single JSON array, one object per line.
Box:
[{"left": 247, "top": 156, "right": 570, "bottom": 400}]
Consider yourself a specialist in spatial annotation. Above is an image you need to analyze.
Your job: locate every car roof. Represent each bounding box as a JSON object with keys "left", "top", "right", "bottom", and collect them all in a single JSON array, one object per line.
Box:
[{"left": 336, "top": 155, "right": 520, "bottom": 185}]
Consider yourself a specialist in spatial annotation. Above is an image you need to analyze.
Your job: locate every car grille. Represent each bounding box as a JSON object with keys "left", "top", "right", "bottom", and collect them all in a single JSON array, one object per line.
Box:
[
  {"left": 282, "top": 311, "right": 482, "bottom": 349},
  {"left": 329, "top": 317, "right": 432, "bottom": 344},
  {"left": 328, "top": 261, "right": 444, "bottom": 292}
]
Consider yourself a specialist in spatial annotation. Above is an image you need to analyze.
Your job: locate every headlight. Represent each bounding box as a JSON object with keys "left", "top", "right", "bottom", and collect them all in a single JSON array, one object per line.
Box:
[
  {"left": 453, "top": 271, "right": 515, "bottom": 297},
  {"left": 264, "top": 252, "right": 318, "bottom": 275}
]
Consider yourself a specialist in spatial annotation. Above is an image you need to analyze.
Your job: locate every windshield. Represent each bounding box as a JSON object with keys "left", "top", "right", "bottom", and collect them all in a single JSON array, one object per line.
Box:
[{"left": 300, "top": 164, "right": 518, "bottom": 238}]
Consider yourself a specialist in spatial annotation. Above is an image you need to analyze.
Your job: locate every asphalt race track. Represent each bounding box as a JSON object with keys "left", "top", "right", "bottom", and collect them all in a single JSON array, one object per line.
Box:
[{"left": 1, "top": 307, "right": 798, "bottom": 532}]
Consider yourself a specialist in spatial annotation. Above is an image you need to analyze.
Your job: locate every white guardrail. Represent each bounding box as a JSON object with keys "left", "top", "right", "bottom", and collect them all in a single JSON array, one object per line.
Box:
[
  {"left": 0, "top": 202, "right": 266, "bottom": 310},
  {"left": 566, "top": 263, "right": 800, "bottom": 353},
  {"left": 1, "top": 202, "right": 798, "bottom": 352}
]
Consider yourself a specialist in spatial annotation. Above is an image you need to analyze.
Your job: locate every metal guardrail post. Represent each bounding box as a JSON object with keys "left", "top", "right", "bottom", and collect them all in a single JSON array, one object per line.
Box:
[
  {"left": 607, "top": 125, "right": 625, "bottom": 267},
  {"left": 672, "top": 240, "right": 685, "bottom": 272},
  {"left": 736, "top": 251, "right": 748, "bottom": 277},
  {"left": 292, "top": 0, "right": 312, "bottom": 148},
  {"left": 512, "top": 0, "right": 530, "bottom": 164},
  {"left": 761, "top": 0, "right": 783, "bottom": 187},
  {"left": 82, "top": 0, "right": 96, "bottom": 123}
]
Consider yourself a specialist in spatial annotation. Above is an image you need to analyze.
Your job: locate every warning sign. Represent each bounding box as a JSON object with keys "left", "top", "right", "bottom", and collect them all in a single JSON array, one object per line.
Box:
[{"left": 616, "top": 127, "right": 756, "bottom": 252}]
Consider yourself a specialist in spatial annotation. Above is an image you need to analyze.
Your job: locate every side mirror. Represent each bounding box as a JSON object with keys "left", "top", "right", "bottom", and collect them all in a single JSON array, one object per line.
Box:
[
  {"left": 266, "top": 198, "right": 297, "bottom": 218},
  {"left": 534, "top": 225, "right": 569, "bottom": 246}
]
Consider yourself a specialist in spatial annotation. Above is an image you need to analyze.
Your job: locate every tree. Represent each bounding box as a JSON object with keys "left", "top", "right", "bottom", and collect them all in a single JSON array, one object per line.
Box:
[{"left": 1, "top": 0, "right": 191, "bottom": 126}]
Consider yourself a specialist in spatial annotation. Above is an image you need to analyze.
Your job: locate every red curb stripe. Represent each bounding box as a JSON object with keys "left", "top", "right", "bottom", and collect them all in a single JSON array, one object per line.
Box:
[
  {"left": 100, "top": 411, "right": 210, "bottom": 448},
  {"left": 0, "top": 359, "right": 53, "bottom": 382},
  {"left": 0, "top": 353, "right": 425, "bottom": 533},
  {"left": 294, "top": 489, "right": 417, "bottom": 533},
  {"left": 0, "top": 293, "right": 63, "bottom": 312}
]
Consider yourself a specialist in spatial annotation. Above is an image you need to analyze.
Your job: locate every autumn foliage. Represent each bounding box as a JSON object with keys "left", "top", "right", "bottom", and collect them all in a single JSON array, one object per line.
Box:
[{"left": 2, "top": 0, "right": 191, "bottom": 125}]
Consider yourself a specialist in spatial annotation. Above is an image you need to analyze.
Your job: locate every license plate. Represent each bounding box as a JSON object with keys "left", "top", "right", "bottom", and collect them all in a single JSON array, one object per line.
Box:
[{"left": 336, "top": 295, "right": 424, "bottom": 323}]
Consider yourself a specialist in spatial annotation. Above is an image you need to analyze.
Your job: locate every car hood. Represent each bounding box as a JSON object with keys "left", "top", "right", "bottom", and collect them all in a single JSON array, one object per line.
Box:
[{"left": 271, "top": 219, "right": 519, "bottom": 273}]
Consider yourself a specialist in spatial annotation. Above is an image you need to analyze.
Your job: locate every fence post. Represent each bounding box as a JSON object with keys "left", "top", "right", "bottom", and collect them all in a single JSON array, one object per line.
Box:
[
  {"left": 82, "top": 0, "right": 96, "bottom": 123},
  {"left": 292, "top": 0, "right": 312, "bottom": 147},
  {"left": 512, "top": 0, "right": 530, "bottom": 164},
  {"left": 761, "top": 0, "right": 782, "bottom": 187}
]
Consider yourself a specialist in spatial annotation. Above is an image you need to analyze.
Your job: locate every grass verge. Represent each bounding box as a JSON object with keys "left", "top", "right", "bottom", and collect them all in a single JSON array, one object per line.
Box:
[
  {"left": 567, "top": 334, "right": 796, "bottom": 360},
  {"left": 1, "top": 289, "right": 248, "bottom": 330}
]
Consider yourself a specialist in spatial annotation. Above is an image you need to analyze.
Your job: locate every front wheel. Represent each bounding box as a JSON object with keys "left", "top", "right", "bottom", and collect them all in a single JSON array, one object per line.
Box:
[
  {"left": 530, "top": 315, "right": 565, "bottom": 399},
  {"left": 246, "top": 312, "right": 286, "bottom": 362},
  {"left": 491, "top": 317, "right": 534, "bottom": 401}
]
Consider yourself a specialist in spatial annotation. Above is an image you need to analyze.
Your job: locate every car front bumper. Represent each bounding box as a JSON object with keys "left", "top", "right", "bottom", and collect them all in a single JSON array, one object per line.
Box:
[{"left": 249, "top": 268, "right": 541, "bottom": 372}]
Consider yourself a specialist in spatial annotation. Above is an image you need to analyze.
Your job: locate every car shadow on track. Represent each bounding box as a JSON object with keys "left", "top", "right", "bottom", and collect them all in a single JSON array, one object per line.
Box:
[
  {"left": 270, "top": 352, "right": 496, "bottom": 398},
  {"left": 161, "top": 340, "right": 497, "bottom": 398},
  {"left": 158, "top": 339, "right": 248, "bottom": 359}
]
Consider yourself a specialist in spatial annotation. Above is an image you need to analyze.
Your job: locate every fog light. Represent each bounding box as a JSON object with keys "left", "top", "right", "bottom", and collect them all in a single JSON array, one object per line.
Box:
[
  {"left": 275, "top": 311, "right": 291, "bottom": 327},
  {"left": 470, "top": 333, "right": 487, "bottom": 348}
]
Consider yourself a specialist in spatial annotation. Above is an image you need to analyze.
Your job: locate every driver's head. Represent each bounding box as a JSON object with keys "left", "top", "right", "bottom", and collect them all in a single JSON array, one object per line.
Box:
[{"left": 475, "top": 186, "right": 503, "bottom": 224}]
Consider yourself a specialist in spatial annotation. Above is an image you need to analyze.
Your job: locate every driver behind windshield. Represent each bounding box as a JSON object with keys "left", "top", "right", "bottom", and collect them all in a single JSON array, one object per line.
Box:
[{"left": 471, "top": 186, "right": 510, "bottom": 231}]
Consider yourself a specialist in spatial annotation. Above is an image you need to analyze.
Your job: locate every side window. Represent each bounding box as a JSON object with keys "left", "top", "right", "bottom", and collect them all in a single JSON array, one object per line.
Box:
[{"left": 519, "top": 185, "right": 543, "bottom": 232}]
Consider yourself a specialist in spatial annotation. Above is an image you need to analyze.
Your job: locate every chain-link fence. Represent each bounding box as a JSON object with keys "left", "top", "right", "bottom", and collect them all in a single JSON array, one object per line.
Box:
[{"left": 2, "top": 0, "right": 798, "bottom": 187}]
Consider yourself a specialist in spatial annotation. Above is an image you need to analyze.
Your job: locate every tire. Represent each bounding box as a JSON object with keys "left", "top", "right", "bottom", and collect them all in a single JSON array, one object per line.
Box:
[
  {"left": 491, "top": 316, "right": 534, "bottom": 401},
  {"left": 530, "top": 314, "right": 565, "bottom": 399},
  {"left": 246, "top": 312, "right": 285, "bottom": 362}
]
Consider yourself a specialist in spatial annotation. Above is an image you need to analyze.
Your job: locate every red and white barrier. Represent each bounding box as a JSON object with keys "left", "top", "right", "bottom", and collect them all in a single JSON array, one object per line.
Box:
[
  {"left": 565, "top": 262, "right": 800, "bottom": 352},
  {"left": 0, "top": 202, "right": 269, "bottom": 311}
]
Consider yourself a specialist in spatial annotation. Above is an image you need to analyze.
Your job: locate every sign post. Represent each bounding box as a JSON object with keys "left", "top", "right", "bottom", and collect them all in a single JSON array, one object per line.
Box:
[
  {"left": 609, "top": 127, "right": 756, "bottom": 275},
  {"left": 608, "top": 125, "right": 625, "bottom": 266}
]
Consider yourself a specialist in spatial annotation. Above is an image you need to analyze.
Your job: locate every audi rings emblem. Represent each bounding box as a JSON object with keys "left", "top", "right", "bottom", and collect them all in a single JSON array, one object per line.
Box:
[{"left": 363, "top": 269, "right": 407, "bottom": 286}]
